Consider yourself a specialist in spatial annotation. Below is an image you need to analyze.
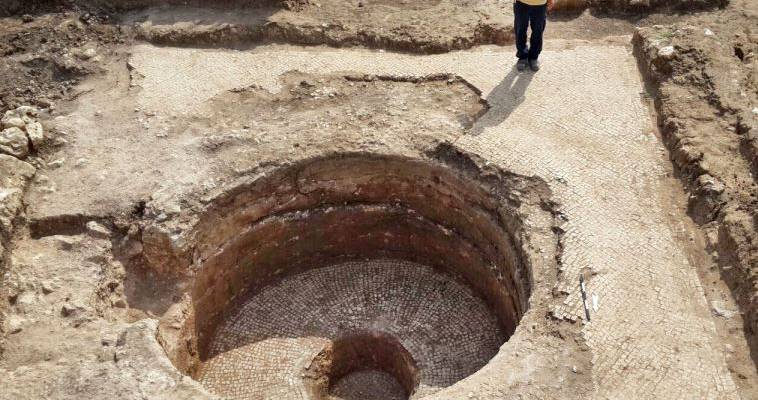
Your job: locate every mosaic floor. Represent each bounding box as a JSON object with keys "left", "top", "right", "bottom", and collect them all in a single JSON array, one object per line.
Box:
[{"left": 199, "top": 260, "right": 505, "bottom": 399}]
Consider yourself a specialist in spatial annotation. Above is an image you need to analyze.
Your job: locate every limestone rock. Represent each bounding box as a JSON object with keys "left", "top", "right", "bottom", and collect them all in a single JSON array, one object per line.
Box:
[
  {"left": 697, "top": 173, "right": 726, "bottom": 194},
  {"left": 5, "top": 314, "right": 25, "bottom": 334},
  {"left": 691, "top": 174, "right": 727, "bottom": 223},
  {"left": 658, "top": 45, "right": 675, "bottom": 59},
  {"left": 101, "top": 332, "right": 119, "bottom": 347},
  {"left": 41, "top": 280, "right": 56, "bottom": 294},
  {"left": 0, "top": 127, "right": 29, "bottom": 158},
  {"left": 13, "top": 106, "right": 39, "bottom": 117},
  {"left": 0, "top": 106, "right": 45, "bottom": 153},
  {"left": 1, "top": 116, "right": 25, "bottom": 129},
  {"left": 61, "top": 302, "right": 84, "bottom": 317},
  {"left": 0, "top": 154, "right": 36, "bottom": 236},
  {"left": 25, "top": 121, "right": 44, "bottom": 148},
  {"left": 47, "top": 158, "right": 64, "bottom": 169},
  {"left": 54, "top": 235, "right": 79, "bottom": 250},
  {"left": 142, "top": 224, "right": 186, "bottom": 275},
  {"left": 86, "top": 221, "right": 111, "bottom": 239},
  {"left": 1, "top": 106, "right": 36, "bottom": 127},
  {"left": 73, "top": 47, "right": 97, "bottom": 60},
  {"left": 711, "top": 300, "right": 737, "bottom": 319}
]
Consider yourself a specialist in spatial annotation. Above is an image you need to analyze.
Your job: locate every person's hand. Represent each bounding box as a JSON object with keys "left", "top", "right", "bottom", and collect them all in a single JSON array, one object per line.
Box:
[{"left": 547, "top": 0, "right": 555, "bottom": 11}]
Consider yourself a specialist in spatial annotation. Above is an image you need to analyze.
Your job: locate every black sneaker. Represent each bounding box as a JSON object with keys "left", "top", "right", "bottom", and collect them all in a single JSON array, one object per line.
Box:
[
  {"left": 529, "top": 58, "right": 541, "bottom": 72},
  {"left": 517, "top": 59, "right": 528, "bottom": 71}
]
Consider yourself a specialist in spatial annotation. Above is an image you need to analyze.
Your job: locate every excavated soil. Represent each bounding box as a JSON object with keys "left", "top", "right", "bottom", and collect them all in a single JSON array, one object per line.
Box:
[
  {"left": 0, "top": 0, "right": 757, "bottom": 399},
  {"left": 633, "top": 0, "right": 758, "bottom": 385}
]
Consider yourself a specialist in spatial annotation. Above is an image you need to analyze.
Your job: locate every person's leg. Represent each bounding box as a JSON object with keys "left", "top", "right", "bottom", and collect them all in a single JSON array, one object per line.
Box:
[
  {"left": 527, "top": 4, "right": 547, "bottom": 61},
  {"left": 513, "top": 1, "right": 530, "bottom": 61}
]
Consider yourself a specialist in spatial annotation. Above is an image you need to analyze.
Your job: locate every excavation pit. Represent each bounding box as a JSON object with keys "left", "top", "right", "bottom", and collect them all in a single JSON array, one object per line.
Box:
[
  {"left": 164, "top": 154, "right": 542, "bottom": 399},
  {"left": 199, "top": 260, "right": 504, "bottom": 398},
  {"left": 326, "top": 331, "right": 419, "bottom": 400}
]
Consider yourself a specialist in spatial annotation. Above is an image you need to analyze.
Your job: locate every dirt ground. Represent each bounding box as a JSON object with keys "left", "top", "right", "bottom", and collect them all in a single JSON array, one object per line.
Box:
[
  {"left": 633, "top": 0, "right": 758, "bottom": 380},
  {"left": 0, "top": 0, "right": 756, "bottom": 399}
]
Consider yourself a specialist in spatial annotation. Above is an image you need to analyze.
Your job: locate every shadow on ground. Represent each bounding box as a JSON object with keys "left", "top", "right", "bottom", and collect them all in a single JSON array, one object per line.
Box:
[{"left": 470, "top": 65, "right": 534, "bottom": 135}]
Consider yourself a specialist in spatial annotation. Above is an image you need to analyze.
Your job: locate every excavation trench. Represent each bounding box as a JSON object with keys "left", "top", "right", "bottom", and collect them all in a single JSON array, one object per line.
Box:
[{"left": 159, "top": 153, "right": 544, "bottom": 399}]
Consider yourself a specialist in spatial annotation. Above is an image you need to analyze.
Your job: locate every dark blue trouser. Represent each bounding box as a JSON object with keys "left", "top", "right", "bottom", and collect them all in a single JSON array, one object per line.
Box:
[{"left": 514, "top": 1, "right": 547, "bottom": 61}]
